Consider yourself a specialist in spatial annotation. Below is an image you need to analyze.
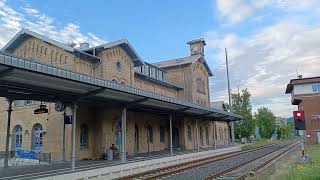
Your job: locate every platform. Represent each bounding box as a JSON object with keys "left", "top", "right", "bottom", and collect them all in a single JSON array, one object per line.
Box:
[{"left": 0, "top": 145, "right": 240, "bottom": 180}]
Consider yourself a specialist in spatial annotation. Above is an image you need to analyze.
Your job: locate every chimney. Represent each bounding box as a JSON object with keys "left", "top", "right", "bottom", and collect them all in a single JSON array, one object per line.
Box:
[
  {"left": 68, "top": 42, "right": 76, "bottom": 48},
  {"left": 187, "top": 38, "right": 206, "bottom": 56},
  {"left": 79, "top": 42, "right": 89, "bottom": 49}
]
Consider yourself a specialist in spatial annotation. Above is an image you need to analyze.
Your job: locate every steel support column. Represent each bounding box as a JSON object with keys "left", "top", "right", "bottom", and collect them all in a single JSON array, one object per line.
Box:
[
  {"left": 169, "top": 114, "right": 173, "bottom": 156},
  {"left": 196, "top": 120, "right": 200, "bottom": 151},
  {"left": 71, "top": 102, "right": 77, "bottom": 171},
  {"left": 121, "top": 107, "right": 127, "bottom": 163},
  {"left": 4, "top": 99, "right": 12, "bottom": 168}
]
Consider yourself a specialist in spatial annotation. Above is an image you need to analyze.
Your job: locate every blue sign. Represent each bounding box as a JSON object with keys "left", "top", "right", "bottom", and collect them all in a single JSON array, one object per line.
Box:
[
  {"left": 16, "top": 150, "right": 39, "bottom": 160},
  {"left": 64, "top": 115, "right": 73, "bottom": 124}
]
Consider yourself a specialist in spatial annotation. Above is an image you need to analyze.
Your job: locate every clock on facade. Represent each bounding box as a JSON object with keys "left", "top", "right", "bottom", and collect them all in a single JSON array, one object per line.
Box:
[
  {"left": 54, "top": 101, "right": 65, "bottom": 112},
  {"left": 192, "top": 46, "right": 199, "bottom": 53}
]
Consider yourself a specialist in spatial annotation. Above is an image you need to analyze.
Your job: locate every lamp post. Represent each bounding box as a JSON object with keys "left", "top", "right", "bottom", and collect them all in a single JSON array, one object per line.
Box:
[{"left": 225, "top": 48, "right": 235, "bottom": 143}]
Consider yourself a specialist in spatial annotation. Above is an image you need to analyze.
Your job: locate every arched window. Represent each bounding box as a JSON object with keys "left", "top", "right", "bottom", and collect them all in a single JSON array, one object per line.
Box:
[
  {"left": 224, "top": 128, "right": 228, "bottom": 140},
  {"left": 219, "top": 128, "right": 223, "bottom": 140},
  {"left": 80, "top": 124, "right": 89, "bottom": 149},
  {"left": 55, "top": 52, "right": 59, "bottom": 62},
  {"left": 32, "top": 123, "right": 43, "bottom": 151},
  {"left": 147, "top": 125, "right": 153, "bottom": 143},
  {"left": 187, "top": 125, "right": 192, "bottom": 142},
  {"left": 59, "top": 54, "right": 63, "bottom": 63},
  {"left": 13, "top": 125, "right": 22, "bottom": 150},
  {"left": 32, "top": 43, "right": 35, "bottom": 52},
  {"left": 199, "top": 126, "right": 203, "bottom": 146},
  {"left": 159, "top": 126, "right": 165, "bottom": 143},
  {"left": 134, "top": 124, "right": 139, "bottom": 152},
  {"left": 40, "top": 46, "right": 44, "bottom": 55},
  {"left": 206, "top": 127, "right": 209, "bottom": 145},
  {"left": 115, "top": 119, "right": 122, "bottom": 148},
  {"left": 64, "top": 56, "right": 68, "bottom": 65}
]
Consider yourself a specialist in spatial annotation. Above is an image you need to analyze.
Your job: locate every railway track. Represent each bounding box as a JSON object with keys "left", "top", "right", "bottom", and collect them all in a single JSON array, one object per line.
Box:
[
  {"left": 204, "top": 141, "right": 300, "bottom": 180},
  {"left": 119, "top": 142, "right": 293, "bottom": 180}
]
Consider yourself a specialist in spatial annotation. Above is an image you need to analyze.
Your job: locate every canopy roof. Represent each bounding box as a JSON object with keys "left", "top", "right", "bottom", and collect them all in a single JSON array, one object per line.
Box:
[{"left": 0, "top": 51, "right": 242, "bottom": 122}]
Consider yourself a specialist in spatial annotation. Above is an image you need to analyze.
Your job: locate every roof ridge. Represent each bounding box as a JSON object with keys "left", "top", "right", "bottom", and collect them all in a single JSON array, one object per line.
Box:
[
  {"left": 152, "top": 54, "right": 201, "bottom": 65},
  {"left": 2, "top": 28, "right": 100, "bottom": 61}
]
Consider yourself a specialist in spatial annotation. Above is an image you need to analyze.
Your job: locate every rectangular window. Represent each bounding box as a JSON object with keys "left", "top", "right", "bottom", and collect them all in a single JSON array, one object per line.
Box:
[
  {"left": 148, "top": 67, "right": 151, "bottom": 76},
  {"left": 13, "top": 100, "right": 24, "bottom": 107},
  {"left": 160, "top": 126, "right": 165, "bottom": 143},
  {"left": 312, "top": 84, "right": 320, "bottom": 93},
  {"left": 25, "top": 100, "right": 33, "bottom": 105},
  {"left": 155, "top": 70, "right": 158, "bottom": 79}
]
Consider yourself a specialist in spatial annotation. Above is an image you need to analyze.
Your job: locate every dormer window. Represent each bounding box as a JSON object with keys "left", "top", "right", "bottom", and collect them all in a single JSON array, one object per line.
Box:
[{"left": 148, "top": 67, "right": 151, "bottom": 76}]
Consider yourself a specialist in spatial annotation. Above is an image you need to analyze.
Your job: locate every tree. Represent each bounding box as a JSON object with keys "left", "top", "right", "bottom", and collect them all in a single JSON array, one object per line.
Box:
[
  {"left": 279, "top": 121, "right": 293, "bottom": 140},
  {"left": 255, "top": 107, "right": 276, "bottom": 139},
  {"left": 231, "top": 88, "right": 255, "bottom": 138}
]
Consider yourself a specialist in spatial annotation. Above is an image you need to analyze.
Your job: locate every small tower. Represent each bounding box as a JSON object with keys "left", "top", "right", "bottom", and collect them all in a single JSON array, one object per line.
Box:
[{"left": 187, "top": 38, "right": 206, "bottom": 56}]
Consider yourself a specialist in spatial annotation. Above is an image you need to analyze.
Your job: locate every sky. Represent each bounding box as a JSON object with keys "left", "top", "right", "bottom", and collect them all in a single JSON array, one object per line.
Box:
[{"left": 0, "top": 0, "right": 320, "bottom": 117}]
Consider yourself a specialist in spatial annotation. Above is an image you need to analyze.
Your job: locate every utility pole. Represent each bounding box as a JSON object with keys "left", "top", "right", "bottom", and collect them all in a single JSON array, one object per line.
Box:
[{"left": 225, "top": 48, "right": 235, "bottom": 143}]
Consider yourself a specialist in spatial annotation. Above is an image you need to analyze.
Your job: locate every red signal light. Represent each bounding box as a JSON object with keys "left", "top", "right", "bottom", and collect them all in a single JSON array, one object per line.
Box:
[
  {"left": 293, "top": 111, "right": 304, "bottom": 121},
  {"left": 293, "top": 111, "right": 305, "bottom": 130}
]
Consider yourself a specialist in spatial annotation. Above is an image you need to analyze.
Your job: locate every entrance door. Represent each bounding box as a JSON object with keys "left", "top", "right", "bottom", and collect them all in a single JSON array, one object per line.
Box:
[
  {"left": 317, "top": 132, "right": 320, "bottom": 144},
  {"left": 134, "top": 125, "right": 139, "bottom": 152},
  {"left": 172, "top": 127, "right": 180, "bottom": 148}
]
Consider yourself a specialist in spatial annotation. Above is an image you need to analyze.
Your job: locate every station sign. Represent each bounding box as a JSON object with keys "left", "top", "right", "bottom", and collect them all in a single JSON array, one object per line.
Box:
[{"left": 64, "top": 115, "right": 73, "bottom": 124}]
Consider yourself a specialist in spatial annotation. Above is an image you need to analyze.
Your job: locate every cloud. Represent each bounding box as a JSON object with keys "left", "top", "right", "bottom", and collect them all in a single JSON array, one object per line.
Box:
[
  {"left": 0, "top": 0, "right": 106, "bottom": 48},
  {"left": 206, "top": 21, "right": 320, "bottom": 117},
  {"left": 215, "top": 0, "right": 319, "bottom": 24}
]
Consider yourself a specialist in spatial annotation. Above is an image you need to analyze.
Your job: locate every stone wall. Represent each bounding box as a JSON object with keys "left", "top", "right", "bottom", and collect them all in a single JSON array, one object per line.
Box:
[
  {"left": 134, "top": 77, "right": 178, "bottom": 98},
  {"left": 94, "top": 47, "right": 135, "bottom": 86},
  {"left": 191, "top": 61, "right": 210, "bottom": 107},
  {"left": 12, "top": 37, "right": 94, "bottom": 76}
]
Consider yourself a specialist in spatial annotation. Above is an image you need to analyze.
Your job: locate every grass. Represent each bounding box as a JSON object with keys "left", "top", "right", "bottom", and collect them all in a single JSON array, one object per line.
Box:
[
  {"left": 241, "top": 138, "right": 281, "bottom": 151},
  {"left": 288, "top": 144, "right": 320, "bottom": 180}
]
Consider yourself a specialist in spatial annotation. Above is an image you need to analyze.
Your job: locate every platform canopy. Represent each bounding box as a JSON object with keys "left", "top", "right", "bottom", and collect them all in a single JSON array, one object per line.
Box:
[{"left": 0, "top": 52, "right": 242, "bottom": 122}]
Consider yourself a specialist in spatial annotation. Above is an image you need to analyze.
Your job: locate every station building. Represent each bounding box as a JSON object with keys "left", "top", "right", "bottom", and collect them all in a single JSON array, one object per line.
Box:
[
  {"left": 0, "top": 29, "right": 241, "bottom": 161},
  {"left": 286, "top": 76, "right": 320, "bottom": 144}
]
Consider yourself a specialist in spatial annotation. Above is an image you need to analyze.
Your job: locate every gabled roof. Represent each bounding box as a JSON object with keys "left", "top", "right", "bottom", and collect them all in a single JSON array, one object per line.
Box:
[
  {"left": 152, "top": 54, "right": 213, "bottom": 76},
  {"left": 1, "top": 28, "right": 100, "bottom": 62},
  {"left": 83, "top": 39, "right": 145, "bottom": 66},
  {"left": 211, "top": 101, "right": 228, "bottom": 111}
]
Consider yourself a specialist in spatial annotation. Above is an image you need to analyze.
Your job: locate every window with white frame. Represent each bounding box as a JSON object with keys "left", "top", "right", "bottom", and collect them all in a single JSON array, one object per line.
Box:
[
  {"left": 13, "top": 125, "right": 23, "bottom": 150},
  {"left": 80, "top": 124, "right": 89, "bottom": 149}
]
